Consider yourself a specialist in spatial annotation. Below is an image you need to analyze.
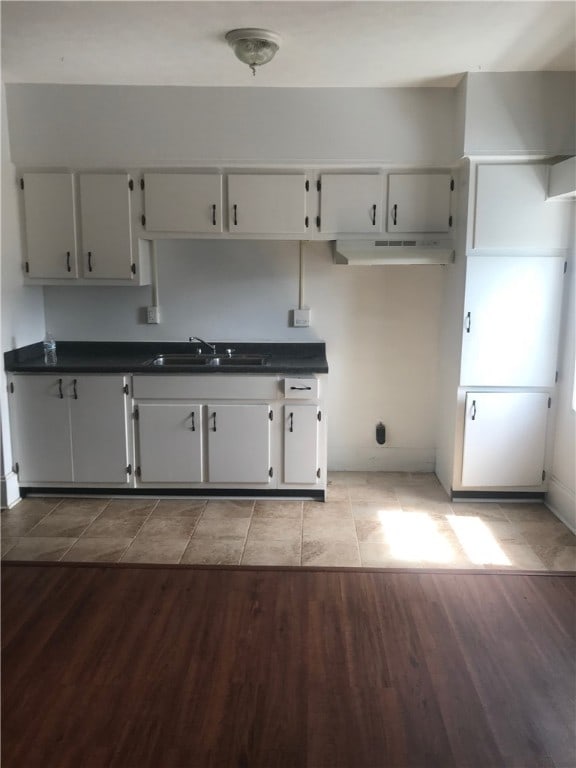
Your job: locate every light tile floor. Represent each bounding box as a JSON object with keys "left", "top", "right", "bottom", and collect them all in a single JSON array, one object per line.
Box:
[{"left": 1, "top": 473, "right": 575, "bottom": 570}]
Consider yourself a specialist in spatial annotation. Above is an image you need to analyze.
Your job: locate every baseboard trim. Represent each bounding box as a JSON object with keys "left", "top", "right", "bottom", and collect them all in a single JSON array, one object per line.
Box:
[
  {"left": 20, "top": 486, "right": 326, "bottom": 501},
  {"left": 546, "top": 477, "right": 576, "bottom": 534},
  {"left": 1, "top": 471, "right": 21, "bottom": 509},
  {"left": 451, "top": 490, "right": 546, "bottom": 502}
]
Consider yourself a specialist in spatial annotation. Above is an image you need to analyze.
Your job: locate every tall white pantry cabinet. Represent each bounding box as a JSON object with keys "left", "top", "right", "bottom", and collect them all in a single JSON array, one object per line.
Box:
[{"left": 438, "top": 161, "right": 573, "bottom": 498}]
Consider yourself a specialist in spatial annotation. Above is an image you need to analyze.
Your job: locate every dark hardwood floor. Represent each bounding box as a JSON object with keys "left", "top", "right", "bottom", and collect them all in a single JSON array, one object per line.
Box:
[{"left": 2, "top": 564, "right": 575, "bottom": 768}]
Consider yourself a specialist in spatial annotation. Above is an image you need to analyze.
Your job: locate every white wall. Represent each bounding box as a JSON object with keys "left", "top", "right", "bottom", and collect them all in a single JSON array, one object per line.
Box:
[
  {"left": 5, "top": 85, "right": 456, "bottom": 167},
  {"left": 1, "top": 86, "right": 45, "bottom": 506},
  {"left": 44, "top": 239, "right": 444, "bottom": 471},
  {"left": 463, "top": 72, "right": 576, "bottom": 156},
  {"left": 547, "top": 241, "right": 576, "bottom": 531}
]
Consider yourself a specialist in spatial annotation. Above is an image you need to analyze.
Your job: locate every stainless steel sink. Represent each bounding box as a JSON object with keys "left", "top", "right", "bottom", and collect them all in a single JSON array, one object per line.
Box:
[{"left": 147, "top": 354, "right": 268, "bottom": 367}]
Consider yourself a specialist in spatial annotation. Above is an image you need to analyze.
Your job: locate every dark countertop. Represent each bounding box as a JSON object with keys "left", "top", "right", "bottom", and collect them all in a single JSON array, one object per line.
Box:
[{"left": 4, "top": 341, "right": 328, "bottom": 375}]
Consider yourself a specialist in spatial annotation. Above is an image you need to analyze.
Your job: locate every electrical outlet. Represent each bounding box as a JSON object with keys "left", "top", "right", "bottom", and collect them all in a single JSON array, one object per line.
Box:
[
  {"left": 146, "top": 306, "right": 160, "bottom": 324},
  {"left": 292, "top": 308, "right": 311, "bottom": 327}
]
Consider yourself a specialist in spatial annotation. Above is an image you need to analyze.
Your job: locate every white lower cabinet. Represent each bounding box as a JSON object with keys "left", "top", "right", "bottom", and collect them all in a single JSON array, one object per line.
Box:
[
  {"left": 207, "top": 404, "right": 271, "bottom": 484},
  {"left": 461, "top": 392, "right": 549, "bottom": 488},
  {"left": 9, "top": 374, "right": 131, "bottom": 486},
  {"left": 9, "top": 375, "right": 73, "bottom": 484},
  {"left": 137, "top": 403, "right": 203, "bottom": 483},
  {"left": 283, "top": 405, "right": 320, "bottom": 485},
  {"left": 132, "top": 374, "right": 325, "bottom": 493}
]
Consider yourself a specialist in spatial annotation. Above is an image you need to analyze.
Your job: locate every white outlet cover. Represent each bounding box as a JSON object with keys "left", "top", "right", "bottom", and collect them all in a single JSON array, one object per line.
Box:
[{"left": 293, "top": 308, "right": 311, "bottom": 327}]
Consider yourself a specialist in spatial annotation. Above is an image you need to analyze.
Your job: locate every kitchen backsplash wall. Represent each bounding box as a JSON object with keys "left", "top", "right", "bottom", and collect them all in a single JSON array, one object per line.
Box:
[{"left": 43, "top": 239, "right": 444, "bottom": 471}]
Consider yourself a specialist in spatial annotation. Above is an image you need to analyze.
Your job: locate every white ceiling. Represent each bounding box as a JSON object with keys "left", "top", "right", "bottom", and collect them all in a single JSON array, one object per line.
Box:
[{"left": 2, "top": 1, "right": 575, "bottom": 88}]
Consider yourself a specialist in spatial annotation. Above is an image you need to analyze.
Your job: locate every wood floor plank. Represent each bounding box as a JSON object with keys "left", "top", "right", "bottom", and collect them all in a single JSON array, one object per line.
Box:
[{"left": 2, "top": 565, "right": 575, "bottom": 768}]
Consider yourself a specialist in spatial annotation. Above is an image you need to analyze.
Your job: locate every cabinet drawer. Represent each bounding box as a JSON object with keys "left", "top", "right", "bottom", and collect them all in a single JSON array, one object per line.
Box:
[
  {"left": 283, "top": 377, "right": 319, "bottom": 399},
  {"left": 133, "top": 375, "right": 280, "bottom": 400}
]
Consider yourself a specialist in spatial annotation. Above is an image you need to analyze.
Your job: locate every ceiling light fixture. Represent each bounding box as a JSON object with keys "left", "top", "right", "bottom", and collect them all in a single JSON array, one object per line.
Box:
[{"left": 225, "top": 28, "right": 281, "bottom": 77}]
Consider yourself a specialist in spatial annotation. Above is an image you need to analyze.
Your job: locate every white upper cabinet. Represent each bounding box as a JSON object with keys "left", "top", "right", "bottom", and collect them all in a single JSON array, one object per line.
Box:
[
  {"left": 387, "top": 173, "right": 452, "bottom": 233},
  {"left": 460, "top": 256, "right": 565, "bottom": 387},
  {"left": 227, "top": 174, "right": 307, "bottom": 234},
  {"left": 473, "top": 164, "right": 571, "bottom": 250},
  {"left": 21, "top": 172, "right": 150, "bottom": 285},
  {"left": 21, "top": 173, "right": 78, "bottom": 278},
  {"left": 461, "top": 392, "right": 549, "bottom": 488},
  {"left": 319, "top": 174, "right": 383, "bottom": 233},
  {"left": 143, "top": 173, "right": 223, "bottom": 233},
  {"left": 79, "top": 173, "right": 135, "bottom": 280}
]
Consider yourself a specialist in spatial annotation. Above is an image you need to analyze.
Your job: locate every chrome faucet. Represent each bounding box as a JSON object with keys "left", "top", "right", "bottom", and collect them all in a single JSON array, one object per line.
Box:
[{"left": 189, "top": 336, "right": 216, "bottom": 354}]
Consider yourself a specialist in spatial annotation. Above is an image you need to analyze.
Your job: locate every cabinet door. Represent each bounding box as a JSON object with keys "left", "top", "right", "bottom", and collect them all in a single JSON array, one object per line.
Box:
[
  {"left": 143, "top": 173, "right": 223, "bottom": 232},
  {"left": 284, "top": 405, "right": 319, "bottom": 485},
  {"left": 10, "top": 375, "right": 73, "bottom": 483},
  {"left": 79, "top": 174, "right": 134, "bottom": 279},
  {"left": 474, "top": 164, "right": 570, "bottom": 250},
  {"left": 387, "top": 173, "right": 451, "bottom": 233},
  {"left": 461, "top": 392, "right": 549, "bottom": 487},
  {"left": 228, "top": 175, "right": 307, "bottom": 234},
  {"left": 70, "top": 376, "right": 130, "bottom": 484},
  {"left": 319, "top": 174, "right": 383, "bottom": 233},
  {"left": 461, "top": 256, "right": 564, "bottom": 387},
  {"left": 207, "top": 404, "right": 271, "bottom": 483},
  {"left": 22, "top": 173, "right": 78, "bottom": 278},
  {"left": 137, "top": 403, "right": 203, "bottom": 483}
]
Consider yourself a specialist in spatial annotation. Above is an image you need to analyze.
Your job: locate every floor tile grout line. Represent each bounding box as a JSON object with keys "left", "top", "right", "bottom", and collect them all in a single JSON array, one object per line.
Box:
[
  {"left": 113, "top": 499, "right": 161, "bottom": 562},
  {"left": 239, "top": 501, "right": 256, "bottom": 565}
]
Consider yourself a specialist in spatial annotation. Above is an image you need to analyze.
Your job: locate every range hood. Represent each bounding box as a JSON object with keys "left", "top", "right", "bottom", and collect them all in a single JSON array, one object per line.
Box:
[{"left": 334, "top": 239, "right": 455, "bottom": 266}]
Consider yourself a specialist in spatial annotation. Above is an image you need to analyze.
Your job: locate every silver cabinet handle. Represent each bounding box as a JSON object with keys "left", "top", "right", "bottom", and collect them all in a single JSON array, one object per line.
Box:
[
  {"left": 191, "top": 411, "right": 196, "bottom": 432},
  {"left": 391, "top": 204, "right": 398, "bottom": 226},
  {"left": 289, "top": 412, "right": 294, "bottom": 432},
  {"left": 371, "top": 204, "right": 377, "bottom": 226},
  {"left": 87, "top": 252, "right": 93, "bottom": 272},
  {"left": 471, "top": 400, "right": 477, "bottom": 420},
  {"left": 465, "top": 312, "right": 471, "bottom": 333},
  {"left": 211, "top": 411, "right": 217, "bottom": 432},
  {"left": 72, "top": 379, "right": 78, "bottom": 400},
  {"left": 58, "top": 378, "right": 64, "bottom": 399}
]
